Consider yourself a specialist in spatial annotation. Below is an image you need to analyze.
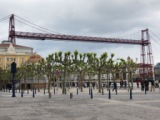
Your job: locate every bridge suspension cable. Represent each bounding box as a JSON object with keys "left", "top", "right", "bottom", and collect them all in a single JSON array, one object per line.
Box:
[
  {"left": 14, "top": 15, "right": 62, "bottom": 34},
  {"left": 0, "top": 15, "right": 10, "bottom": 22}
]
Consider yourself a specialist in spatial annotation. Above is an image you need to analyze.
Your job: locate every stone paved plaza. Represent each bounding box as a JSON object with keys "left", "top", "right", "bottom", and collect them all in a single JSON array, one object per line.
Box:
[{"left": 0, "top": 87, "right": 160, "bottom": 120}]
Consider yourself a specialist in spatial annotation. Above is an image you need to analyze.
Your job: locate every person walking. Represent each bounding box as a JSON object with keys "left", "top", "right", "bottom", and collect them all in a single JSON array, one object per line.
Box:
[
  {"left": 124, "top": 81, "right": 127, "bottom": 89},
  {"left": 144, "top": 79, "right": 149, "bottom": 91},
  {"left": 141, "top": 80, "right": 144, "bottom": 91},
  {"left": 150, "top": 80, "right": 155, "bottom": 92},
  {"left": 112, "top": 81, "right": 117, "bottom": 91},
  {"left": 120, "top": 80, "right": 123, "bottom": 89},
  {"left": 136, "top": 79, "right": 140, "bottom": 88}
]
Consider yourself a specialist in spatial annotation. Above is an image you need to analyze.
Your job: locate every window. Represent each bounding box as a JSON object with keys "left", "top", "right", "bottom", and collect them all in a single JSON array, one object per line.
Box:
[
  {"left": 10, "top": 58, "right": 13, "bottom": 61},
  {"left": 21, "top": 58, "right": 24, "bottom": 63}
]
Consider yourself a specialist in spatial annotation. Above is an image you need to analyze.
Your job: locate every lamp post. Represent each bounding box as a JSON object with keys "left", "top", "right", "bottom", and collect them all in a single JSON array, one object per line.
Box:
[
  {"left": 31, "top": 63, "right": 35, "bottom": 98},
  {"left": 11, "top": 62, "right": 16, "bottom": 97}
]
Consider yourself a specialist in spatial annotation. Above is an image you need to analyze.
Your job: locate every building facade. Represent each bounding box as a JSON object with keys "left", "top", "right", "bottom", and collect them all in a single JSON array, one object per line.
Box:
[
  {"left": 0, "top": 41, "right": 33, "bottom": 70},
  {"left": 154, "top": 63, "right": 160, "bottom": 79}
]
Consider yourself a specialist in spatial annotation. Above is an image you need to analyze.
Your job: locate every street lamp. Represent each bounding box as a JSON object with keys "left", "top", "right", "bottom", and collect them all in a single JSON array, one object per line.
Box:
[{"left": 11, "top": 62, "right": 17, "bottom": 97}]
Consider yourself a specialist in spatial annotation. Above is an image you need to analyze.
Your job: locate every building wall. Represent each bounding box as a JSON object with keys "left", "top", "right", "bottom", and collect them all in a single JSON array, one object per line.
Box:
[
  {"left": 154, "top": 63, "right": 160, "bottom": 79},
  {"left": 0, "top": 42, "right": 33, "bottom": 70},
  {"left": 0, "top": 54, "right": 30, "bottom": 69}
]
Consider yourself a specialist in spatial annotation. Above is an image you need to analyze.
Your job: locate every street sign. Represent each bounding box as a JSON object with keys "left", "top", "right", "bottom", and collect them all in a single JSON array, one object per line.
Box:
[{"left": 55, "top": 69, "right": 60, "bottom": 76}]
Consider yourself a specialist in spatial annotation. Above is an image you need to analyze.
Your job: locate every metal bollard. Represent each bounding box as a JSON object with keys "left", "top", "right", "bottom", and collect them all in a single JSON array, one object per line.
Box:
[
  {"left": 102, "top": 87, "right": 104, "bottom": 95},
  {"left": 44, "top": 88, "right": 45, "bottom": 94},
  {"left": 64, "top": 88, "right": 67, "bottom": 94},
  {"left": 33, "top": 88, "right": 35, "bottom": 98},
  {"left": 35, "top": 88, "right": 36, "bottom": 94},
  {"left": 109, "top": 89, "right": 111, "bottom": 99},
  {"left": 130, "top": 88, "right": 132, "bottom": 100},
  {"left": 27, "top": 89, "right": 29, "bottom": 94},
  {"left": 145, "top": 87, "right": 147, "bottom": 95},
  {"left": 77, "top": 88, "right": 78, "bottom": 95},
  {"left": 19, "top": 88, "right": 20, "bottom": 93},
  {"left": 49, "top": 92, "right": 51, "bottom": 98},
  {"left": 116, "top": 88, "right": 117, "bottom": 95},
  {"left": 21, "top": 90, "right": 23, "bottom": 97},
  {"left": 91, "top": 88, "right": 93, "bottom": 99},
  {"left": 54, "top": 88, "right": 55, "bottom": 94},
  {"left": 70, "top": 93, "right": 73, "bottom": 99}
]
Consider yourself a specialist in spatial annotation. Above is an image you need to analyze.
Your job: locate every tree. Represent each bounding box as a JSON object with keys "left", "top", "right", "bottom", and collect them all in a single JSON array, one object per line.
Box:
[
  {"left": 0, "top": 68, "right": 3, "bottom": 89},
  {"left": 16, "top": 66, "right": 26, "bottom": 90},
  {"left": 1, "top": 69, "right": 12, "bottom": 90},
  {"left": 34, "top": 62, "right": 44, "bottom": 92},
  {"left": 45, "top": 54, "right": 55, "bottom": 94},
  {"left": 73, "top": 52, "right": 88, "bottom": 92},
  {"left": 87, "top": 52, "right": 108, "bottom": 93},
  {"left": 55, "top": 51, "right": 75, "bottom": 94},
  {"left": 106, "top": 53, "right": 114, "bottom": 91}
]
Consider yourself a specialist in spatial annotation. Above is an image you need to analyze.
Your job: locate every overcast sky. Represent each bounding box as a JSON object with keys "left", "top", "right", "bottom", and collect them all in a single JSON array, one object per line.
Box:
[{"left": 0, "top": 0, "right": 160, "bottom": 64}]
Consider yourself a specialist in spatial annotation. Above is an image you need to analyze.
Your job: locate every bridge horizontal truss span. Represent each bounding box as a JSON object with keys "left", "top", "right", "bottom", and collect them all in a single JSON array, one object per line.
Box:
[
  {"left": 7, "top": 14, "right": 153, "bottom": 79},
  {"left": 13, "top": 31, "right": 149, "bottom": 45}
]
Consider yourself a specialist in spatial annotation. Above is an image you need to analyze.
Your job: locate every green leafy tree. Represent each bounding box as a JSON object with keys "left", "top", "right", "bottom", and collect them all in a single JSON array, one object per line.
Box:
[
  {"left": 56, "top": 51, "right": 78, "bottom": 94},
  {"left": 74, "top": 52, "right": 88, "bottom": 92},
  {"left": 87, "top": 52, "right": 108, "bottom": 93},
  {"left": 1, "top": 69, "right": 12, "bottom": 90},
  {"left": 106, "top": 53, "right": 115, "bottom": 90}
]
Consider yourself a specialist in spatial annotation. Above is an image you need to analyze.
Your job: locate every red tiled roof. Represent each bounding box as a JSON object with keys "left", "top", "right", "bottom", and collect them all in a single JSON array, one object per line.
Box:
[
  {"left": 0, "top": 43, "right": 33, "bottom": 49},
  {"left": 27, "top": 53, "right": 42, "bottom": 63}
]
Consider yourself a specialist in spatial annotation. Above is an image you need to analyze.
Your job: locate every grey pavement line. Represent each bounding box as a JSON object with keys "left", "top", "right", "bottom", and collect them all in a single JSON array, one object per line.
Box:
[
  {"left": 94, "top": 98, "right": 160, "bottom": 110},
  {"left": 132, "top": 99, "right": 160, "bottom": 103}
]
